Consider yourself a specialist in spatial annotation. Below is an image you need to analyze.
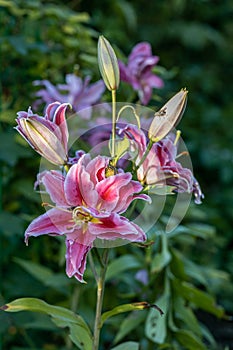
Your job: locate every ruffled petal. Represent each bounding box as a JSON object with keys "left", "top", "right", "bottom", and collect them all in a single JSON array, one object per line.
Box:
[
  {"left": 41, "top": 170, "right": 67, "bottom": 206},
  {"left": 89, "top": 213, "right": 146, "bottom": 242},
  {"left": 65, "top": 238, "right": 92, "bottom": 283},
  {"left": 65, "top": 155, "right": 98, "bottom": 207},
  {"left": 52, "top": 103, "right": 70, "bottom": 153},
  {"left": 116, "top": 180, "right": 151, "bottom": 213},
  {"left": 96, "top": 172, "right": 132, "bottom": 212},
  {"left": 86, "top": 155, "right": 109, "bottom": 185},
  {"left": 25, "top": 208, "right": 73, "bottom": 244}
]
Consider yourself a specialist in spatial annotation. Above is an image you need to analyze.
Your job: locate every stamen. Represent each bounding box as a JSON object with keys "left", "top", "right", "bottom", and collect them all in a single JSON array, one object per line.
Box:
[
  {"left": 176, "top": 151, "right": 189, "bottom": 159},
  {"left": 174, "top": 130, "right": 181, "bottom": 146},
  {"left": 42, "top": 202, "right": 71, "bottom": 213}
]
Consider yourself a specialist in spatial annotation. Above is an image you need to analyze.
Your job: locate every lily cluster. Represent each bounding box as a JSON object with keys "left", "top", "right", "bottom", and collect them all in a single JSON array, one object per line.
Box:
[{"left": 15, "top": 36, "right": 203, "bottom": 283}]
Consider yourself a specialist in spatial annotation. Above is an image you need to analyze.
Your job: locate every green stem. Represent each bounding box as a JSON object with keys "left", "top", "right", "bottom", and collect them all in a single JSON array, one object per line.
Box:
[
  {"left": 88, "top": 250, "right": 99, "bottom": 283},
  {"left": 92, "top": 249, "right": 109, "bottom": 350},
  {"left": 136, "top": 138, "right": 153, "bottom": 170},
  {"left": 111, "top": 89, "right": 117, "bottom": 159}
]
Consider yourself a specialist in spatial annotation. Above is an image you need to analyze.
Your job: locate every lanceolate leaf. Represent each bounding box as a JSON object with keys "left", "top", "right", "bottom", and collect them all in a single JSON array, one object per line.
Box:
[
  {"left": 1, "top": 298, "right": 92, "bottom": 350},
  {"left": 106, "top": 255, "right": 141, "bottom": 281},
  {"left": 175, "top": 329, "right": 206, "bottom": 350},
  {"left": 145, "top": 277, "right": 170, "bottom": 344},
  {"left": 101, "top": 302, "right": 159, "bottom": 327},
  {"left": 111, "top": 341, "right": 139, "bottom": 350},
  {"left": 113, "top": 310, "right": 146, "bottom": 344},
  {"left": 172, "top": 279, "right": 225, "bottom": 318}
]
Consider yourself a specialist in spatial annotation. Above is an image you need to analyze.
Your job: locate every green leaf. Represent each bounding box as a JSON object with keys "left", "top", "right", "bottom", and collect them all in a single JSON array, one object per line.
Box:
[
  {"left": 172, "top": 279, "right": 225, "bottom": 318},
  {"left": 174, "top": 296, "right": 201, "bottom": 337},
  {"left": 0, "top": 132, "right": 32, "bottom": 166},
  {"left": 115, "top": 0, "right": 137, "bottom": 32},
  {"left": 185, "top": 223, "right": 216, "bottom": 239},
  {"left": 175, "top": 329, "right": 206, "bottom": 350},
  {"left": 106, "top": 255, "right": 141, "bottom": 281},
  {"left": 170, "top": 248, "right": 187, "bottom": 280},
  {"left": 14, "top": 258, "right": 69, "bottom": 290},
  {"left": 200, "top": 323, "right": 217, "bottom": 348},
  {"left": 101, "top": 302, "right": 150, "bottom": 327},
  {"left": 1, "top": 298, "right": 92, "bottom": 350},
  {"left": 151, "top": 234, "right": 171, "bottom": 273},
  {"left": 111, "top": 341, "right": 139, "bottom": 350},
  {"left": 182, "top": 257, "right": 208, "bottom": 287},
  {"left": 115, "top": 136, "right": 130, "bottom": 161},
  {"left": 113, "top": 310, "right": 146, "bottom": 344},
  {"left": 0, "top": 0, "right": 15, "bottom": 8},
  {"left": 0, "top": 212, "right": 24, "bottom": 237},
  {"left": 145, "top": 278, "right": 170, "bottom": 344}
]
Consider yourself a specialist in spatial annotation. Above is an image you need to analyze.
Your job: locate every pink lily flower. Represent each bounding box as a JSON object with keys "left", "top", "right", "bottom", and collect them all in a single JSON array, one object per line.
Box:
[
  {"left": 119, "top": 42, "right": 164, "bottom": 105},
  {"left": 118, "top": 124, "right": 204, "bottom": 204},
  {"left": 15, "top": 102, "right": 70, "bottom": 165},
  {"left": 25, "top": 154, "right": 150, "bottom": 282}
]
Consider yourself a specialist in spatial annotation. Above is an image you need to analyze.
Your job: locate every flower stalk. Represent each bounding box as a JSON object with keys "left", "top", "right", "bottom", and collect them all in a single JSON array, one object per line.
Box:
[
  {"left": 93, "top": 249, "right": 109, "bottom": 350},
  {"left": 111, "top": 89, "right": 117, "bottom": 160},
  {"left": 136, "top": 138, "right": 153, "bottom": 170}
]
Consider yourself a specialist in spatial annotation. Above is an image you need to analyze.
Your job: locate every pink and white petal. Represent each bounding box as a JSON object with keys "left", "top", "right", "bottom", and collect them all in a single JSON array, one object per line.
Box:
[
  {"left": 89, "top": 213, "right": 146, "bottom": 242},
  {"left": 45, "top": 101, "right": 61, "bottom": 121},
  {"left": 25, "top": 208, "right": 73, "bottom": 244},
  {"left": 53, "top": 103, "right": 70, "bottom": 152},
  {"left": 117, "top": 190, "right": 151, "bottom": 214},
  {"left": 41, "top": 170, "right": 68, "bottom": 206},
  {"left": 86, "top": 155, "right": 108, "bottom": 185},
  {"left": 118, "top": 124, "right": 147, "bottom": 154},
  {"left": 64, "top": 161, "right": 84, "bottom": 206},
  {"left": 65, "top": 157, "right": 98, "bottom": 208},
  {"left": 79, "top": 166, "right": 99, "bottom": 208},
  {"left": 115, "top": 179, "right": 143, "bottom": 213},
  {"left": 96, "top": 173, "right": 132, "bottom": 212},
  {"left": 65, "top": 238, "right": 92, "bottom": 282}
]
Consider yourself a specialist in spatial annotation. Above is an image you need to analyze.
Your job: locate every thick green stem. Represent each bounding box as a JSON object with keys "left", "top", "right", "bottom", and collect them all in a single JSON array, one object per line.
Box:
[
  {"left": 92, "top": 249, "right": 109, "bottom": 350},
  {"left": 136, "top": 138, "right": 153, "bottom": 170},
  {"left": 111, "top": 89, "right": 117, "bottom": 159}
]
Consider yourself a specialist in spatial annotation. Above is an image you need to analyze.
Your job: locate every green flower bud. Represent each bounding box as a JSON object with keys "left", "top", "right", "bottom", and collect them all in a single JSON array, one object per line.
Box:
[
  {"left": 98, "top": 35, "right": 120, "bottom": 91},
  {"left": 148, "top": 89, "right": 188, "bottom": 142}
]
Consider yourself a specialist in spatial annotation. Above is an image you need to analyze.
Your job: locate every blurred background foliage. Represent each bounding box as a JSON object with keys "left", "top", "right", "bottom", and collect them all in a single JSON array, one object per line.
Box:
[{"left": 0, "top": 0, "right": 233, "bottom": 349}]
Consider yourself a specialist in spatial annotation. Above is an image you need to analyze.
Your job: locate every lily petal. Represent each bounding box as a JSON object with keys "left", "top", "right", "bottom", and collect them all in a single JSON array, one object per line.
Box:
[
  {"left": 89, "top": 213, "right": 146, "bottom": 242},
  {"left": 41, "top": 170, "right": 67, "bottom": 206},
  {"left": 65, "top": 238, "right": 92, "bottom": 283},
  {"left": 25, "top": 208, "right": 73, "bottom": 244}
]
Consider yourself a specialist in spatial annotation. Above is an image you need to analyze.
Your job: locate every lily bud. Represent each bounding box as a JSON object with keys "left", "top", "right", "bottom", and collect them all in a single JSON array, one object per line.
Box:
[
  {"left": 15, "top": 102, "right": 70, "bottom": 165},
  {"left": 148, "top": 89, "right": 188, "bottom": 142},
  {"left": 98, "top": 35, "right": 120, "bottom": 91}
]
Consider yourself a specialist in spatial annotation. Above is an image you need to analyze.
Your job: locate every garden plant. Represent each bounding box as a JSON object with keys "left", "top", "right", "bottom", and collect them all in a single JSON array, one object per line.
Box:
[{"left": 1, "top": 1, "right": 232, "bottom": 350}]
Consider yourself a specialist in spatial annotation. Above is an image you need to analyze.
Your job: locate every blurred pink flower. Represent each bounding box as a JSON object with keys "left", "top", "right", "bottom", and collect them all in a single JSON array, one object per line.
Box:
[
  {"left": 15, "top": 102, "right": 69, "bottom": 165},
  {"left": 33, "top": 74, "right": 105, "bottom": 119},
  {"left": 25, "top": 154, "right": 150, "bottom": 282},
  {"left": 119, "top": 42, "right": 164, "bottom": 105},
  {"left": 118, "top": 124, "right": 204, "bottom": 204}
]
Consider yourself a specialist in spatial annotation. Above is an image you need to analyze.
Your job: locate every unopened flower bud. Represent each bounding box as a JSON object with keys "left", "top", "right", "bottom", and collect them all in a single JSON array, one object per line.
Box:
[
  {"left": 148, "top": 89, "right": 188, "bottom": 142},
  {"left": 98, "top": 35, "right": 120, "bottom": 91},
  {"left": 15, "top": 102, "right": 70, "bottom": 165}
]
